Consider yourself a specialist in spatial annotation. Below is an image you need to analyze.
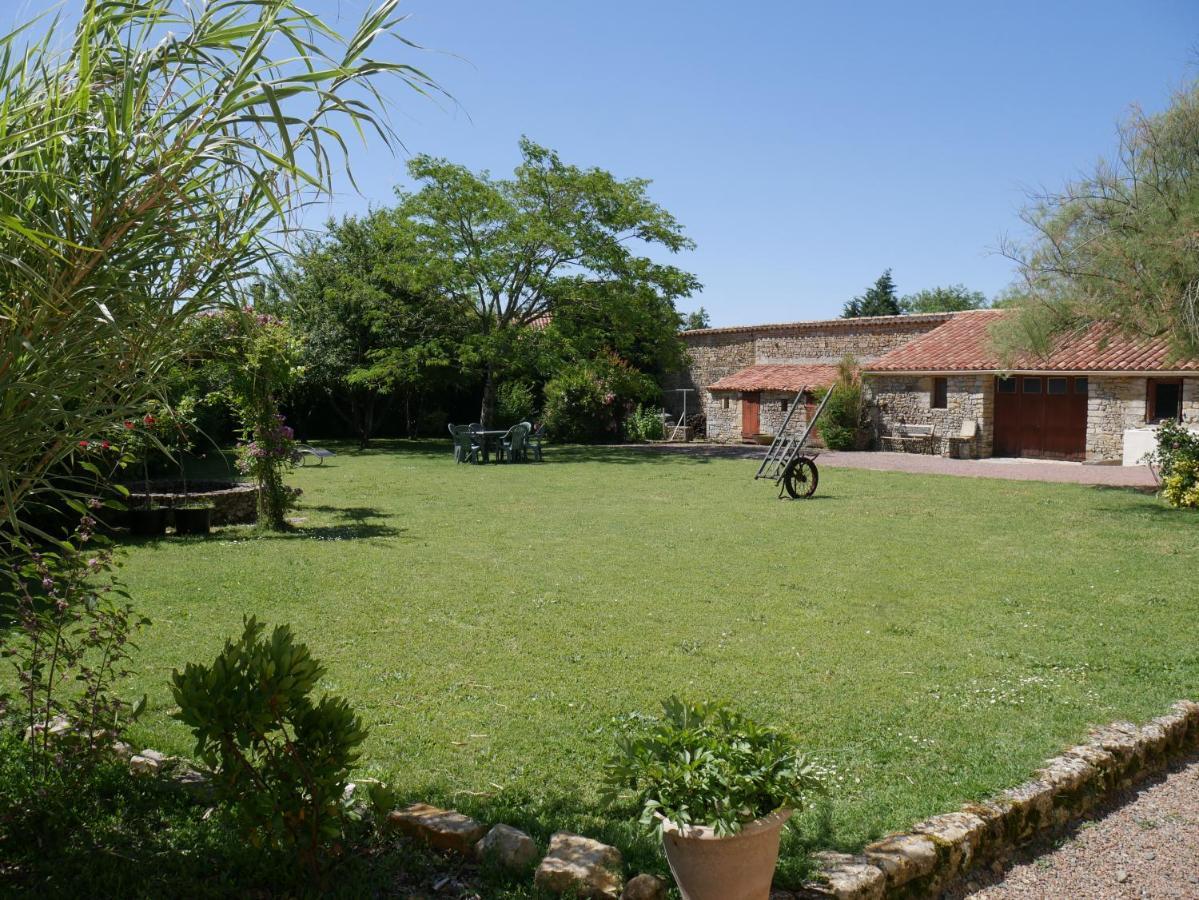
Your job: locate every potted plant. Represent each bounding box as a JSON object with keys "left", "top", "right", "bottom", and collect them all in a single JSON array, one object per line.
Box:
[
  {"left": 604, "top": 698, "right": 826, "bottom": 900},
  {"left": 172, "top": 502, "right": 212, "bottom": 535}
]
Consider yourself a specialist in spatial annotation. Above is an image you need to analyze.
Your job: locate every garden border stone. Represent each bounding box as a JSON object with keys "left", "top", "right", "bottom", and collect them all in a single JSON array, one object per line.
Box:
[
  {"left": 124, "top": 480, "right": 261, "bottom": 525},
  {"left": 798, "top": 700, "right": 1199, "bottom": 899}
]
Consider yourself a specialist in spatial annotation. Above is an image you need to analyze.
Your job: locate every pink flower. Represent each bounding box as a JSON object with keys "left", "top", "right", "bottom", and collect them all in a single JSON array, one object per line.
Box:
[
  {"left": 143, "top": 414, "right": 156, "bottom": 426},
  {"left": 100, "top": 440, "right": 111, "bottom": 449},
  {"left": 78, "top": 440, "right": 89, "bottom": 448},
  {"left": 123, "top": 420, "right": 135, "bottom": 430}
]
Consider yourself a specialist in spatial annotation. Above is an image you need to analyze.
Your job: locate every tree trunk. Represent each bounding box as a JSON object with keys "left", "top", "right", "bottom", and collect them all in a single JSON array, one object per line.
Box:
[
  {"left": 356, "top": 394, "right": 375, "bottom": 450},
  {"left": 480, "top": 370, "right": 496, "bottom": 427}
]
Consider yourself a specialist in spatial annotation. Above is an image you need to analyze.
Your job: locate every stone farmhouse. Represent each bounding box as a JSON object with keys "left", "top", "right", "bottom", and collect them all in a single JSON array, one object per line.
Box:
[{"left": 667, "top": 309, "right": 1199, "bottom": 462}]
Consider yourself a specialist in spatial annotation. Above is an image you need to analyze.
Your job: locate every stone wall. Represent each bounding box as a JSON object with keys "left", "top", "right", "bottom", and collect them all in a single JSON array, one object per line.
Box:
[
  {"left": 1183, "top": 377, "right": 1199, "bottom": 425},
  {"left": 1086, "top": 376, "right": 1147, "bottom": 461},
  {"left": 670, "top": 316, "right": 950, "bottom": 441},
  {"left": 706, "top": 391, "right": 740, "bottom": 441},
  {"left": 125, "top": 480, "right": 261, "bottom": 525},
  {"left": 867, "top": 374, "right": 993, "bottom": 457}
]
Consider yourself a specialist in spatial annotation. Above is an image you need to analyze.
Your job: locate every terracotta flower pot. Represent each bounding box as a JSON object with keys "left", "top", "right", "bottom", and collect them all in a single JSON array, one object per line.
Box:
[{"left": 660, "top": 809, "right": 791, "bottom": 900}]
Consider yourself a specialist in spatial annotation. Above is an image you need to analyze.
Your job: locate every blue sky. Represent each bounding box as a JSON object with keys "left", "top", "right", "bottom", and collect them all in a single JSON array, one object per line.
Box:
[{"left": 15, "top": 1, "right": 1199, "bottom": 325}]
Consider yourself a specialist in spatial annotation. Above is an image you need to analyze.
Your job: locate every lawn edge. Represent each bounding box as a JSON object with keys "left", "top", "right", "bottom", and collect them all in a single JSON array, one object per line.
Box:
[{"left": 797, "top": 699, "right": 1199, "bottom": 899}]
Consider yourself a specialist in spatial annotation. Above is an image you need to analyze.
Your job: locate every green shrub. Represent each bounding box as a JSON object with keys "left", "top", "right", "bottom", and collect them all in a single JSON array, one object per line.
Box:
[
  {"left": 497, "top": 381, "right": 537, "bottom": 424},
  {"left": 171, "top": 617, "right": 368, "bottom": 881},
  {"left": 812, "top": 356, "right": 866, "bottom": 451},
  {"left": 624, "top": 405, "right": 665, "bottom": 442},
  {"left": 543, "top": 354, "right": 658, "bottom": 443},
  {"left": 603, "top": 697, "right": 826, "bottom": 836},
  {"left": 1151, "top": 419, "right": 1199, "bottom": 508}
]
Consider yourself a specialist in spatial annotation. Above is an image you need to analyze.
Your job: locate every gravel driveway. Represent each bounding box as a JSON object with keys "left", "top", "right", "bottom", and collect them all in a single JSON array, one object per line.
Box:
[{"left": 946, "top": 755, "right": 1199, "bottom": 899}]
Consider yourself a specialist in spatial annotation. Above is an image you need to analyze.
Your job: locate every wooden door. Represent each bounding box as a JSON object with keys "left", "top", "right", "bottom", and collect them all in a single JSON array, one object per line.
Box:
[
  {"left": 993, "top": 376, "right": 1020, "bottom": 456},
  {"left": 741, "top": 392, "right": 760, "bottom": 439}
]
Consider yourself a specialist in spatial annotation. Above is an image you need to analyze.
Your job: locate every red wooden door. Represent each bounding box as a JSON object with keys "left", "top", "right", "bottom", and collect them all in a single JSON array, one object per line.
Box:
[
  {"left": 993, "top": 377, "right": 1020, "bottom": 456},
  {"left": 994, "top": 375, "right": 1087, "bottom": 459},
  {"left": 741, "top": 392, "right": 760, "bottom": 438}
]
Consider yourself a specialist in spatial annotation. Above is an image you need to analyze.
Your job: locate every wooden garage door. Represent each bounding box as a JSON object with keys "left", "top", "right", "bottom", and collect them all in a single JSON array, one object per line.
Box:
[{"left": 993, "top": 375, "right": 1088, "bottom": 460}]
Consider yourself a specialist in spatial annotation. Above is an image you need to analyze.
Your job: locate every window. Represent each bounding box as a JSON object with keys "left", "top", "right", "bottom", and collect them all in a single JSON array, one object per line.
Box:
[
  {"left": 997, "top": 376, "right": 1017, "bottom": 394},
  {"left": 931, "top": 377, "right": 948, "bottom": 409},
  {"left": 1022, "top": 377, "right": 1042, "bottom": 394},
  {"left": 1047, "top": 377, "right": 1068, "bottom": 395},
  {"left": 722, "top": 397, "right": 730, "bottom": 410},
  {"left": 780, "top": 399, "right": 789, "bottom": 413},
  {"left": 1075, "top": 377, "right": 1088, "bottom": 395},
  {"left": 1147, "top": 379, "right": 1182, "bottom": 423}
]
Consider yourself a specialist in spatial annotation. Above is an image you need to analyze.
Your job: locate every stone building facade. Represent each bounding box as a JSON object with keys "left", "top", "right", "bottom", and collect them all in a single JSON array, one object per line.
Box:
[
  {"left": 666, "top": 313, "right": 952, "bottom": 442},
  {"left": 673, "top": 308, "right": 1199, "bottom": 461}
]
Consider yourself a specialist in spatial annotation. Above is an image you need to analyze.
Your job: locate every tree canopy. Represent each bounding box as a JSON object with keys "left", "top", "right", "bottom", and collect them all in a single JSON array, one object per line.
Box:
[
  {"left": 842, "top": 270, "right": 901, "bottom": 318},
  {"left": 393, "top": 138, "right": 699, "bottom": 425},
  {"left": 996, "top": 81, "right": 1199, "bottom": 361},
  {"left": 900, "top": 284, "right": 990, "bottom": 314}
]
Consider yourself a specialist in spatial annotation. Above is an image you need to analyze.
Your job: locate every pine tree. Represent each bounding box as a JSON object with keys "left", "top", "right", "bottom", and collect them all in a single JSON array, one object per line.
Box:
[{"left": 842, "top": 269, "right": 901, "bottom": 318}]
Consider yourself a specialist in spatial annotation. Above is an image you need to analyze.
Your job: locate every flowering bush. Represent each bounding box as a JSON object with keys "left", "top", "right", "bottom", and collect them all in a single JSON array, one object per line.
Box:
[
  {"left": 1150, "top": 419, "right": 1199, "bottom": 508},
  {"left": 186, "top": 307, "right": 301, "bottom": 529}
]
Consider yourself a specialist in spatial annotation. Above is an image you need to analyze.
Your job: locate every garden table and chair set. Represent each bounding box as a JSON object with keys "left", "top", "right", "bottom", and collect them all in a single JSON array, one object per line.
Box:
[{"left": 448, "top": 421, "right": 544, "bottom": 464}]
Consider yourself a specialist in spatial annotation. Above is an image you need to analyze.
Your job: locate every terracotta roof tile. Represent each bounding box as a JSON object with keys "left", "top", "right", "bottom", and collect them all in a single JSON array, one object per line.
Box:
[
  {"left": 709, "top": 364, "right": 841, "bottom": 393},
  {"left": 682, "top": 311, "right": 954, "bottom": 337},
  {"left": 865, "top": 310, "right": 1199, "bottom": 373}
]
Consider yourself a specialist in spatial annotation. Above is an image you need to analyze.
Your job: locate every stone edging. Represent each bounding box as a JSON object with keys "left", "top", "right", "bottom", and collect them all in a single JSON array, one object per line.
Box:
[{"left": 799, "top": 700, "right": 1199, "bottom": 899}]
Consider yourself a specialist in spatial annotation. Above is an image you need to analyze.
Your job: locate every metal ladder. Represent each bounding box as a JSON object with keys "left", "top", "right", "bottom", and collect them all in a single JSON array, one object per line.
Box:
[{"left": 754, "top": 385, "right": 835, "bottom": 482}]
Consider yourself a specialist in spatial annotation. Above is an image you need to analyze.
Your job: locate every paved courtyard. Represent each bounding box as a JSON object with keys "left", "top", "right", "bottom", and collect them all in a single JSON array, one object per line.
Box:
[{"left": 631, "top": 444, "right": 1160, "bottom": 488}]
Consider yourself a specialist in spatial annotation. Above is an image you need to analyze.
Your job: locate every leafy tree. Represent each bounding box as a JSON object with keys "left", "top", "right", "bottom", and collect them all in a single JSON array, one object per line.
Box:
[
  {"left": 266, "top": 211, "right": 466, "bottom": 446},
  {"left": 900, "top": 284, "right": 990, "bottom": 314},
  {"left": 842, "top": 270, "right": 901, "bottom": 318},
  {"left": 394, "top": 139, "right": 699, "bottom": 425},
  {"left": 996, "top": 81, "right": 1199, "bottom": 360},
  {"left": 682, "top": 307, "right": 711, "bottom": 330},
  {"left": 0, "top": 0, "right": 436, "bottom": 550}
]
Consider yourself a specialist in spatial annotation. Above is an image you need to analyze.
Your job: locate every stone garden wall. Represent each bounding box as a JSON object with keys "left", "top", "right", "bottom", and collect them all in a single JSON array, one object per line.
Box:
[
  {"left": 125, "top": 480, "right": 260, "bottom": 525},
  {"left": 867, "top": 374, "right": 993, "bottom": 458},
  {"left": 804, "top": 701, "right": 1199, "bottom": 899}
]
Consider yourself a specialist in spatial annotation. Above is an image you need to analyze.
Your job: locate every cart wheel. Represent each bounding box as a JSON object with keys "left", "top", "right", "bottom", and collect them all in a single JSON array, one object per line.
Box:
[{"left": 782, "top": 457, "right": 819, "bottom": 499}]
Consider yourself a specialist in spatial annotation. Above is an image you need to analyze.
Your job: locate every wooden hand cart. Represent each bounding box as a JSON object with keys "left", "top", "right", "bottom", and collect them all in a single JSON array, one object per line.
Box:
[{"left": 753, "top": 385, "right": 834, "bottom": 499}]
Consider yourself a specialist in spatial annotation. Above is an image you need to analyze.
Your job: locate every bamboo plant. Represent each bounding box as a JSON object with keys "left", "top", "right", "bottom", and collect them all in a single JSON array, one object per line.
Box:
[{"left": 0, "top": 0, "right": 441, "bottom": 552}]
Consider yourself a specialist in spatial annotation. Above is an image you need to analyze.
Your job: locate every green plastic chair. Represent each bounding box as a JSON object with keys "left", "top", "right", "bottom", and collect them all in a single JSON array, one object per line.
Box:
[
  {"left": 448, "top": 424, "right": 479, "bottom": 464},
  {"left": 524, "top": 422, "right": 545, "bottom": 461},
  {"left": 498, "top": 423, "right": 529, "bottom": 463}
]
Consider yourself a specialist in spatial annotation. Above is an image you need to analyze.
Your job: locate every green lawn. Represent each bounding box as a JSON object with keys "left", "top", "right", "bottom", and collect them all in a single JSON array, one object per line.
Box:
[{"left": 116, "top": 442, "right": 1199, "bottom": 885}]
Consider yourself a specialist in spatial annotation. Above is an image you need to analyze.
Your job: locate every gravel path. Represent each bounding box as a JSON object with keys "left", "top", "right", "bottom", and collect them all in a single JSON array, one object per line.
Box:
[
  {"left": 619, "top": 443, "right": 1159, "bottom": 488},
  {"left": 946, "top": 755, "right": 1199, "bottom": 899}
]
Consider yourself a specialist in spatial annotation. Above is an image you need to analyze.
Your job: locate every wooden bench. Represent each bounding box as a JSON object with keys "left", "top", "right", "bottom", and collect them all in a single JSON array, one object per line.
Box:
[{"left": 881, "top": 423, "right": 938, "bottom": 454}]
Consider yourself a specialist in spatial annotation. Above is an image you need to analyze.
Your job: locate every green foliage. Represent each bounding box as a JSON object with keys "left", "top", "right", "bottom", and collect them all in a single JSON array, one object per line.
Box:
[
  {"left": 682, "top": 307, "right": 711, "bottom": 330},
  {"left": 997, "top": 81, "right": 1199, "bottom": 360},
  {"left": 812, "top": 357, "right": 866, "bottom": 450},
  {"left": 603, "top": 698, "right": 826, "bottom": 836},
  {"left": 186, "top": 310, "right": 302, "bottom": 528},
  {"left": 265, "top": 209, "right": 467, "bottom": 446},
  {"left": 542, "top": 355, "right": 658, "bottom": 442},
  {"left": 624, "top": 405, "right": 665, "bottom": 442},
  {"left": 842, "top": 270, "right": 901, "bottom": 318},
  {"left": 0, "top": 0, "right": 437, "bottom": 557},
  {"left": 395, "top": 138, "right": 699, "bottom": 424},
  {"left": 1152, "top": 419, "right": 1199, "bottom": 508},
  {"left": 171, "top": 617, "right": 368, "bottom": 882},
  {"left": 0, "top": 512, "right": 148, "bottom": 777},
  {"left": 496, "top": 382, "right": 538, "bottom": 424},
  {"left": 900, "top": 285, "right": 990, "bottom": 314}
]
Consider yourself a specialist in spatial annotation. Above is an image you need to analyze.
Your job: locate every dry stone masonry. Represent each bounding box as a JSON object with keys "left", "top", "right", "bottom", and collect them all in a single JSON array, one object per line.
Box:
[{"left": 802, "top": 700, "right": 1199, "bottom": 898}]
